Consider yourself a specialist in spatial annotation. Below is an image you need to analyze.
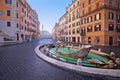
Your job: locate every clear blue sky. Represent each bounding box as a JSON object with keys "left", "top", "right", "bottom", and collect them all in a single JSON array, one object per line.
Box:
[{"left": 27, "top": 0, "right": 72, "bottom": 33}]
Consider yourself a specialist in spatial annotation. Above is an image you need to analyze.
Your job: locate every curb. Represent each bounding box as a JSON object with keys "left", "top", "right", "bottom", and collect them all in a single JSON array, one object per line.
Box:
[
  {"left": 35, "top": 44, "right": 120, "bottom": 79},
  {"left": 0, "top": 41, "right": 26, "bottom": 47}
]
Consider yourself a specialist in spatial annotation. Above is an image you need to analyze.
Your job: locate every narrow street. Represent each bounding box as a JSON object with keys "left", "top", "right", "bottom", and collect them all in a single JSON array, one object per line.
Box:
[{"left": 0, "top": 39, "right": 103, "bottom": 80}]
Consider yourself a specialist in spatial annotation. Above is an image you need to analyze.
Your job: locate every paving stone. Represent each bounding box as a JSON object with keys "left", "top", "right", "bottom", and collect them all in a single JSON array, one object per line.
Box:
[{"left": 0, "top": 39, "right": 118, "bottom": 80}]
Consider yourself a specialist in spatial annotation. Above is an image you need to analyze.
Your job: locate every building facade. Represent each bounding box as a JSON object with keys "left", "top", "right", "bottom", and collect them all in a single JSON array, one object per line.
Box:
[
  {"left": 80, "top": 0, "right": 120, "bottom": 45},
  {"left": 65, "top": 0, "right": 81, "bottom": 43},
  {"left": 52, "top": 23, "right": 61, "bottom": 41},
  {"left": 53, "top": 0, "right": 120, "bottom": 46},
  {"left": 59, "top": 14, "right": 66, "bottom": 41},
  {"left": 0, "top": 0, "right": 40, "bottom": 42}
]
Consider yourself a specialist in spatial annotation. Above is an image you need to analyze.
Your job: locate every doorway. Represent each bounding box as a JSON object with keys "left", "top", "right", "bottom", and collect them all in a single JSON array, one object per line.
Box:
[
  {"left": 16, "top": 33, "right": 19, "bottom": 41},
  {"left": 109, "top": 37, "right": 113, "bottom": 45}
]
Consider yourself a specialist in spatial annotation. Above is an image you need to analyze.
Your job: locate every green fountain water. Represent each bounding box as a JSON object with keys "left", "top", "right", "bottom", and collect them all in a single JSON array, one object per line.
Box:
[{"left": 48, "top": 41, "right": 120, "bottom": 68}]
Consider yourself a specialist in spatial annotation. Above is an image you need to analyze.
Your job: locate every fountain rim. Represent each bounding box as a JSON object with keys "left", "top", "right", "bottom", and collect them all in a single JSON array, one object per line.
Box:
[{"left": 35, "top": 44, "right": 120, "bottom": 78}]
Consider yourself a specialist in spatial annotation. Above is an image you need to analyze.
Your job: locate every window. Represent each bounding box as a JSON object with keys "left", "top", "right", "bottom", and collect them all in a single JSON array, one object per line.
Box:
[
  {"left": 7, "top": 10, "right": 10, "bottom": 16},
  {"left": 16, "top": 23, "right": 19, "bottom": 28},
  {"left": 109, "top": 12, "right": 114, "bottom": 19},
  {"left": 16, "top": 13, "right": 18, "bottom": 18},
  {"left": 69, "top": 30, "right": 71, "bottom": 35},
  {"left": 73, "top": 5, "right": 75, "bottom": 8},
  {"left": 69, "top": 25, "right": 71, "bottom": 28},
  {"left": 118, "top": 2, "right": 120, "bottom": 9},
  {"left": 117, "top": 14, "right": 120, "bottom": 23},
  {"left": 109, "top": 0, "right": 112, "bottom": 5},
  {"left": 66, "top": 17, "right": 68, "bottom": 24},
  {"left": 81, "top": 28, "right": 86, "bottom": 36},
  {"left": 69, "top": 14, "right": 71, "bottom": 22},
  {"left": 77, "top": 9, "right": 80, "bottom": 13},
  {"left": 77, "top": 28, "right": 80, "bottom": 34},
  {"left": 76, "top": 14, "right": 80, "bottom": 19},
  {"left": 109, "top": 24, "right": 114, "bottom": 31},
  {"left": 95, "top": 36, "right": 100, "bottom": 44},
  {"left": 5, "top": 0, "right": 12, "bottom": 4},
  {"left": 76, "top": 22, "right": 80, "bottom": 26},
  {"left": 83, "top": 10, "right": 85, "bottom": 15},
  {"left": 88, "top": 0, "right": 91, "bottom": 4},
  {"left": 87, "top": 16, "right": 92, "bottom": 23},
  {"left": 72, "top": 16, "right": 75, "bottom": 21},
  {"left": 88, "top": 37, "right": 91, "bottom": 44},
  {"left": 22, "top": 26, "right": 24, "bottom": 30},
  {"left": 94, "top": 24, "right": 101, "bottom": 31},
  {"left": 25, "top": 26, "right": 26, "bottom": 31},
  {"left": 96, "top": 3, "right": 100, "bottom": 9},
  {"left": 16, "top": 2, "right": 18, "bottom": 7},
  {"left": 0, "top": 11, "right": 3, "bottom": 16},
  {"left": 77, "top": 1, "right": 80, "bottom": 6},
  {"left": 72, "top": 23, "right": 75, "bottom": 27},
  {"left": 95, "top": 13, "right": 101, "bottom": 21},
  {"left": 22, "top": 8, "right": 24, "bottom": 13},
  {"left": 87, "top": 26, "right": 92, "bottom": 32},
  {"left": 83, "top": 3, "right": 84, "bottom": 8},
  {"left": 72, "top": 29, "right": 75, "bottom": 34},
  {"left": 117, "top": 25, "right": 120, "bottom": 32},
  {"left": 81, "top": 19, "right": 86, "bottom": 24},
  {"left": 88, "top": 7, "right": 91, "bottom": 12},
  {"left": 72, "top": 37, "right": 76, "bottom": 42},
  {"left": 7, "top": 21, "right": 11, "bottom": 27}
]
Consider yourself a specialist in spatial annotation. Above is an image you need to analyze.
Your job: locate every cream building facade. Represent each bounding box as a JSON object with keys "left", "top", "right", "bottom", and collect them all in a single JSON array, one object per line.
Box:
[{"left": 0, "top": 0, "right": 40, "bottom": 42}]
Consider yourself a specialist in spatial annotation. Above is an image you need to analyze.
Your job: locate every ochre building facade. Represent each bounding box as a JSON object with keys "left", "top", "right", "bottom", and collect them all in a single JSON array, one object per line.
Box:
[{"left": 53, "top": 0, "right": 120, "bottom": 46}]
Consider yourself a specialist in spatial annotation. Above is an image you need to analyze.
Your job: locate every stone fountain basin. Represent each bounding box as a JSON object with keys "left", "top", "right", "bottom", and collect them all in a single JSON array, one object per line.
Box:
[
  {"left": 50, "top": 48, "right": 110, "bottom": 67},
  {"left": 35, "top": 44, "right": 120, "bottom": 79}
]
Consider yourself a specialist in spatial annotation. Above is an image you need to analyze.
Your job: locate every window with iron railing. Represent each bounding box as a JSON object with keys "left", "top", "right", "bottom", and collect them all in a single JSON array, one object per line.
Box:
[
  {"left": 95, "top": 13, "right": 101, "bottom": 21},
  {"left": 72, "top": 29, "right": 75, "bottom": 34},
  {"left": 117, "top": 14, "right": 120, "bottom": 23},
  {"left": 72, "top": 23, "right": 75, "bottom": 27},
  {"left": 109, "top": 12, "right": 114, "bottom": 19},
  {"left": 87, "top": 26, "right": 92, "bottom": 32},
  {"left": 87, "top": 16, "right": 92, "bottom": 23},
  {"left": 76, "top": 14, "right": 80, "bottom": 19},
  {"left": 76, "top": 22, "right": 80, "bottom": 26},
  {"left": 81, "top": 28, "right": 86, "bottom": 36},
  {"left": 109, "top": 24, "right": 114, "bottom": 31},
  {"left": 94, "top": 24, "right": 101, "bottom": 31},
  {"left": 117, "top": 25, "right": 120, "bottom": 32},
  {"left": 81, "top": 19, "right": 86, "bottom": 24}
]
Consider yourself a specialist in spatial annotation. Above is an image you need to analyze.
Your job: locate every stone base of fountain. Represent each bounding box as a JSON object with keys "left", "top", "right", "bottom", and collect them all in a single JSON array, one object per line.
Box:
[
  {"left": 35, "top": 44, "right": 120, "bottom": 79},
  {"left": 49, "top": 41, "right": 120, "bottom": 69}
]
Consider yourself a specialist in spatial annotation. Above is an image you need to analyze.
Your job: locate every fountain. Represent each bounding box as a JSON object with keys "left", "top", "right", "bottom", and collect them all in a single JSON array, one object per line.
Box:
[{"left": 49, "top": 41, "right": 120, "bottom": 69}]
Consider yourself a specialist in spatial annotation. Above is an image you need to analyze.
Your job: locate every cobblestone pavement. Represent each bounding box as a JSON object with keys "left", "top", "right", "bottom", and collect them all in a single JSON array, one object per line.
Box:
[{"left": 0, "top": 39, "right": 117, "bottom": 80}]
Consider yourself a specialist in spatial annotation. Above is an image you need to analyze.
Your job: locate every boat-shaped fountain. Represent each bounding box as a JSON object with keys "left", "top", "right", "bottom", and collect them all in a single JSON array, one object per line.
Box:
[{"left": 48, "top": 41, "right": 120, "bottom": 69}]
